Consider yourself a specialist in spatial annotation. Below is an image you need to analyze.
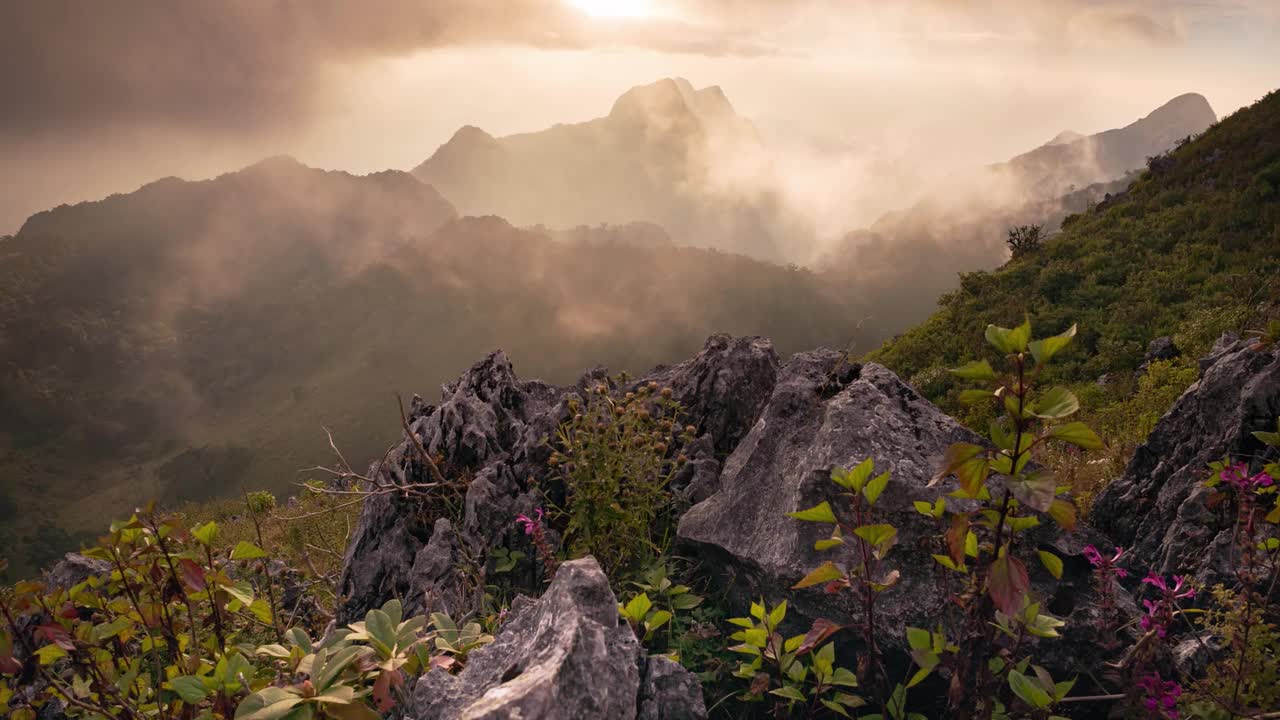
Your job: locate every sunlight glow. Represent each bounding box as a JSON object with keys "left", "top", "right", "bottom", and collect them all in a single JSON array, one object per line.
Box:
[{"left": 567, "top": 0, "right": 655, "bottom": 19}]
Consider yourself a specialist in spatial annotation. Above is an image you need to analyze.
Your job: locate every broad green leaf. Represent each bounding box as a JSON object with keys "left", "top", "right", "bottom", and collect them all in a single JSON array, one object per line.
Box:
[
  {"left": 1047, "top": 499, "right": 1077, "bottom": 531},
  {"left": 959, "top": 389, "right": 994, "bottom": 405},
  {"left": 936, "top": 442, "right": 989, "bottom": 496},
  {"left": 1028, "top": 324, "right": 1076, "bottom": 365},
  {"left": 235, "top": 688, "right": 303, "bottom": 720},
  {"left": 1033, "top": 387, "right": 1079, "bottom": 420},
  {"left": 91, "top": 616, "right": 134, "bottom": 643},
  {"left": 248, "top": 598, "right": 274, "bottom": 625},
  {"left": 863, "top": 471, "right": 891, "bottom": 505},
  {"left": 951, "top": 360, "right": 997, "bottom": 381},
  {"left": 770, "top": 686, "right": 807, "bottom": 702},
  {"left": 912, "top": 501, "right": 935, "bottom": 517},
  {"left": 646, "top": 610, "right": 672, "bottom": 633},
  {"left": 169, "top": 676, "right": 210, "bottom": 703},
  {"left": 1008, "top": 670, "right": 1053, "bottom": 709},
  {"left": 985, "top": 320, "right": 1031, "bottom": 354},
  {"left": 793, "top": 562, "right": 844, "bottom": 589},
  {"left": 624, "top": 593, "right": 652, "bottom": 621},
  {"left": 815, "top": 536, "right": 845, "bottom": 551},
  {"left": 256, "top": 644, "right": 291, "bottom": 658},
  {"left": 35, "top": 645, "right": 66, "bottom": 664},
  {"left": 1048, "top": 422, "right": 1103, "bottom": 450},
  {"left": 788, "top": 502, "right": 837, "bottom": 524},
  {"left": 222, "top": 580, "right": 255, "bottom": 607},
  {"left": 905, "top": 627, "right": 931, "bottom": 651},
  {"left": 931, "top": 554, "right": 966, "bottom": 573},
  {"left": 192, "top": 521, "right": 219, "bottom": 546},
  {"left": 1037, "top": 550, "right": 1064, "bottom": 580},
  {"left": 853, "top": 524, "right": 897, "bottom": 551},
  {"left": 230, "top": 541, "right": 268, "bottom": 561},
  {"left": 767, "top": 601, "right": 787, "bottom": 628},
  {"left": 833, "top": 458, "right": 876, "bottom": 492}
]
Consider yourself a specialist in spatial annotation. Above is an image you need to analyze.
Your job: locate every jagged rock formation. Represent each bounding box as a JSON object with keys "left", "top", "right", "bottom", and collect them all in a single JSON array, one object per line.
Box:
[
  {"left": 408, "top": 557, "right": 704, "bottom": 720},
  {"left": 1092, "top": 334, "right": 1280, "bottom": 584},
  {"left": 675, "top": 351, "right": 1116, "bottom": 670},
  {"left": 336, "top": 334, "right": 778, "bottom": 624}
]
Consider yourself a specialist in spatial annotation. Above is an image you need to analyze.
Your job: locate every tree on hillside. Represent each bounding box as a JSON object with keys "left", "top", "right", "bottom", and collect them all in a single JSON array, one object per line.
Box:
[{"left": 1006, "top": 224, "right": 1044, "bottom": 259}]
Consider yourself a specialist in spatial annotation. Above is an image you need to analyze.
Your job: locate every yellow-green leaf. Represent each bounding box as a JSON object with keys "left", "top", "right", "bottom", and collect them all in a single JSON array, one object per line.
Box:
[{"left": 793, "top": 562, "right": 844, "bottom": 589}]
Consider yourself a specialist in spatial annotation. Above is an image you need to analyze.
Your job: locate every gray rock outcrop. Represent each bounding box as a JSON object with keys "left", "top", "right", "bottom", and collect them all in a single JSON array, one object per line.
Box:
[
  {"left": 1092, "top": 335, "right": 1280, "bottom": 583},
  {"left": 409, "top": 557, "right": 704, "bottom": 720}
]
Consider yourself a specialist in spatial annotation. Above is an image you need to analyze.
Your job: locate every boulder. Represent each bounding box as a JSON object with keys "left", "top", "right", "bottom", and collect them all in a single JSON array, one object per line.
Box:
[
  {"left": 337, "top": 335, "right": 778, "bottom": 623},
  {"left": 1144, "top": 336, "right": 1181, "bottom": 364},
  {"left": 677, "top": 350, "right": 1115, "bottom": 667},
  {"left": 44, "top": 553, "right": 110, "bottom": 590},
  {"left": 1092, "top": 334, "right": 1280, "bottom": 584},
  {"left": 409, "top": 557, "right": 704, "bottom": 720}
]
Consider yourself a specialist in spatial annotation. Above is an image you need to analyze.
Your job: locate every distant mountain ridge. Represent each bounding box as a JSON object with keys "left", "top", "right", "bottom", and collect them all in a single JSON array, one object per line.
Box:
[{"left": 412, "top": 77, "right": 796, "bottom": 260}]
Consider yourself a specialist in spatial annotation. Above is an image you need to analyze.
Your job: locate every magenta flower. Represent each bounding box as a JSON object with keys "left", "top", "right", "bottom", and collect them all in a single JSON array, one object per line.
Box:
[
  {"left": 1083, "top": 544, "right": 1128, "bottom": 578},
  {"left": 1136, "top": 672, "right": 1182, "bottom": 718},
  {"left": 1140, "top": 574, "right": 1195, "bottom": 638},
  {"left": 515, "top": 508, "right": 545, "bottom": 536},
  {"left": 1219, "top": 463, "right": 1274, "bottom": 492}
]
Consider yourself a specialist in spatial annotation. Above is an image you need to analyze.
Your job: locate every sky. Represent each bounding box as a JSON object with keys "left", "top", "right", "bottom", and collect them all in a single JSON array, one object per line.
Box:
[{"left": 1, "top": 0, "right": 1277, "bottom": 234}]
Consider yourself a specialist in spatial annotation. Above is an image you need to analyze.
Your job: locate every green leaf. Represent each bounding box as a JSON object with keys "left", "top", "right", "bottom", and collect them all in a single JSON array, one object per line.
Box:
[
  {"left": 815, "top": 536, "right": 845, "bottom": 551},
  {"left": 646, "top": 610, "right": 672, "bottom": 634},
  {"left": 230, "top": 541, "right": 268, "bottom": 561},
  {"left": 959, "top": 389, "right": 994, "bottom": 405},
  {"left": 912, "top": 501, "right": 935, "bottom": 517},
  {"left": 1008, "top": 670, "right": 1053, "bottom": 709},
  {"left": 937, "top": 443, "right": 989, "bottom": 496},
  {"left": 793, "top": 562, "right": 844, "bottom": 589},
  {"left": 35, "top": 645, "right": 66, "bottom": 665},
  {"left": 1033, "top": 387, "right": 1080, "bottom": 420},
  {"left": 248, "top": 598, "right": 274, "bottom": 625},
  {"left": 1028, "top": 324, "right": 1076, "bottom": 366},
  {"left": 788, "top": 502, "right": 837, "bottom": 524},
  {"left": 853, "top": 524, "right": 897, "bottom": 552},
  {"left": 1037, "top": 550, "right": 1064, "bottom": 580},
  {"left": 1049, "top": 422, "right": 1103, "bottom": 450},
  {"left": 770, "top": 686, "right": 807, "bottom": 702},
  {"left": 170, "top": 676, "right": 211, "bottom": 703},
  {"left": 1047, "top": 499, "right": 1077, "bottom": 531},
  {"left": 931, "top": 554, "right": 967, "bottom": 573},
  {"left": 767, "top": 601, "right": 787, "bottom": 628},
  {"left": 863, "top": 471, "right": 891, "bottom": 505},
  {"left": 905, "top": 627, "right": 931, "bottom": 651},
  {"left": 624, "top": 593, "right": 652, "bottom": 621},
  {"left": 833, "top": 458, "right": 876, "bottom": 492},
  {"left": 951, "top": 359, "right": 997, "bottom": 381},
  {"left": 91, "top": 616, "right": 134, "bottom": 643},
  {"left": 192, "top": 521, "right": 219, "bottom": 546},
  {"left": 985, "top": 319, "right": 1031, "bottom": 354},
  {"left": 235, "top": 688, "right": 303, "bottom": 720}
]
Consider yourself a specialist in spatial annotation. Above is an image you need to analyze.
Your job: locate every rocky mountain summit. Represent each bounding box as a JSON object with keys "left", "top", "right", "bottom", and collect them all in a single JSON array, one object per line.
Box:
[{"left": 329, "top": 330, "right": 1279, "bottom": 717}]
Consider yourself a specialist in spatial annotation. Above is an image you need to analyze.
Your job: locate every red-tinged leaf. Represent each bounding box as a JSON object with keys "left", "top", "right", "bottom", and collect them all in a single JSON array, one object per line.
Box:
[
  {"left": 429, "top": 655, "right": 457, "bottom": 672},
  {"left": 35, "top": 624, "right": 75, "bottom": 650},
  {"left": 947, "top": 514, "right": 971, "bottom": 565},
  {"left": 796, "top": 618, "right": 845, "bottom": 656},
  {"left": 750, "top": 672, "right": 771, "bottom": 696},
  {"left": 178, "top": 558, "right": 206, "bottom": 592},
  {"left": 372, "top": 669, "right": 403, "bottom": 712},
  {"left": 0, "top": 653, "right": 21, "bottom": 674},
  {"left": 823, "top": 579, "right": 850, "bottom": 594},
  {"left": 988, "top": 550, "right": 1030, "bottom": 616},
  {"left": 1047, "top": 499, "right": 1077, "bottom": 531},
  {"left": 59, "top": 602, "right": 79, "bottom": 620}
]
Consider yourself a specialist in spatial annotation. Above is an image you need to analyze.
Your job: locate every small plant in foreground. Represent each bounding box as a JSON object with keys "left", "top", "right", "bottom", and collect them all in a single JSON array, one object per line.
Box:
[
  {"left": 727, "top": 600, "right": 865, "bottom": 717},
  {"left": 550, "top": 379, "right": 692, "bottom": 578}
]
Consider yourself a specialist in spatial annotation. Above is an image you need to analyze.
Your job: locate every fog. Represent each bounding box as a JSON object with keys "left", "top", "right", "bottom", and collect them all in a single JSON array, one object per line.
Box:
[{"left": 3, "top": 0, "right": 1277, "bottom": 236}]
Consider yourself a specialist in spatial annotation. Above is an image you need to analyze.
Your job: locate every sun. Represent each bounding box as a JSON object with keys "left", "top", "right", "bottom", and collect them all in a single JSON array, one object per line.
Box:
[{"left": 566, "top": 0, "right": 655, "bottom": 18}]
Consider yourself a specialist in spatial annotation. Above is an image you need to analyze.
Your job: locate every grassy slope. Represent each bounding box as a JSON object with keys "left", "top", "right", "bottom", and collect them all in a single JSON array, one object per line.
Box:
[{"left": 870, "top": 89, "right": 1280, "bottom": 412}]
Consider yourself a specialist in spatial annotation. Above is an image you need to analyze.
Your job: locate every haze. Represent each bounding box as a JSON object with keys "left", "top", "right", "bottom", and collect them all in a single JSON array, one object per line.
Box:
[{"left": 2, "top": 0, "right": 1276, "bottom": 238}]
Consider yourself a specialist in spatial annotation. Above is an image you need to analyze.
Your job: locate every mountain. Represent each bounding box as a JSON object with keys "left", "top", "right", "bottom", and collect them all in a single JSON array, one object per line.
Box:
[
  {"left": 817, "top": 93, "right": 1217, "bottom": 338},
  {"left": 0, "top": 159, "right": 863, "bottom": 577},
  {"left": 412, "top": 77, "right": 801, "bottom": 261},
  {"left": 869, "top": 88, "right": 1280, "bottom": 407}
]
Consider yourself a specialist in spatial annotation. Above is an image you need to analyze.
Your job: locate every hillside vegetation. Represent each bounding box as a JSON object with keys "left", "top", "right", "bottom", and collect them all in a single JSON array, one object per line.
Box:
[{"left": 871, "top": 89, "right": 1280, "bottom": 414}]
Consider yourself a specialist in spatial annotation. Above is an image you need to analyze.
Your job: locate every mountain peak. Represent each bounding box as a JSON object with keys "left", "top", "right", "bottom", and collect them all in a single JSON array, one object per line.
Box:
[
  {"left": 1139, "top": 92, "right": 1217, "bottom": 129},
  {"left": 608, "top": 77, "right": 696, "bottom": 119}
]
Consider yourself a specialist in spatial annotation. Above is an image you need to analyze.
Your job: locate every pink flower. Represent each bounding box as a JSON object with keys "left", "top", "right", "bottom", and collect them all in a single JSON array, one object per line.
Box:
[
  {"left": 1136, "top": 672, "right": 1182, "bottom": 718},
  {"left": 515, "top": 508, "right": 544, "bottom": 536},
  {"left": 1083, "top": 544, "right": 1128, "bottom": 578},
  {"left": 1140, "top": 574, "right": 1195, "bottom": 638},
  {"left": 1219, "top": 463, "right": 1274, "bottom": 492}
]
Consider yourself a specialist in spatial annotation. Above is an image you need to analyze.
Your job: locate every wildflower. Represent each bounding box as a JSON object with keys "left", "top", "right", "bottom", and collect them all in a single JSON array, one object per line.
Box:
[
  {"left": 1139, "top": 573, "right": 1194, "bottom": 638},
  {"left": 1219, "top": 462, "right": 1274, "bottom": 492},
  {"left": 515, "top": 508, "right": 544, "bottom": 536},
  {"left": 1083, "top": 544, "right": 1128, "bottom": 578},
  {"left": 1136, "top": 672, "right": 1182, "bottom": 718}
]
